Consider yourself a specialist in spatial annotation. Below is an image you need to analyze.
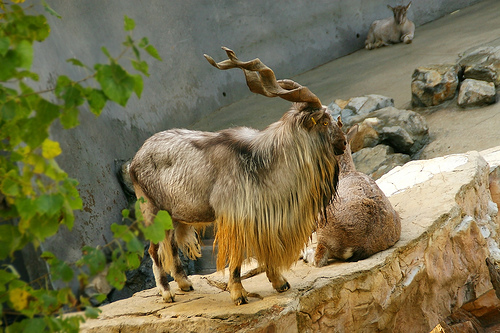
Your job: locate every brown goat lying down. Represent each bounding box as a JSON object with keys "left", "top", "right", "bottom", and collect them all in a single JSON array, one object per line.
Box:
[
  {"left": 312, "top": 125, "right": 401, "bottom": 267},
  {"left": 129, "top": 47, "right": 347, "bottom": 305}
]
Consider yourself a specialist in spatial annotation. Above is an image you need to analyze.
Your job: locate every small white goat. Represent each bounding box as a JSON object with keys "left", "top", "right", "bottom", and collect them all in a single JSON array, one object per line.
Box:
[
  {"left": 365, "top": 2, "right": 415, "bottom": 50},
  {"left": 311, "top": 125, "right": 401, "bottom": 267}
]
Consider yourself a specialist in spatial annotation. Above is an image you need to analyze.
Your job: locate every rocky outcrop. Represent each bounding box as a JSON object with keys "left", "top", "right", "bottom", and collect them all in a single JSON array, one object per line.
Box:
[
  {"left": 411, "top": 64, "right": 461, "bottom": 107},
  {"left": 352, "top": 144, "right": 411, "bottom": 180},
  {"left": 411, "top": 43, "right": 500, "bottom": 109},
  {"left": 458, "top": 45, "right": 500, "bottom": 85},
  {"left": 458, "top": 79, "right": 496, "bottom": 107},
  {"left": 79, "top": 147, "right": 500, "bottom": 333},
  {"left": 328, "top": 97, "right": 429, "bottom": 179}
]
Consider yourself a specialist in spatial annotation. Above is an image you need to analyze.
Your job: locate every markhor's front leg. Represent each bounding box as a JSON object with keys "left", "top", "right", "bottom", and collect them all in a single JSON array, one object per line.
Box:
[{"left": 266, "top": 267, "right": 290, "bottom": 293}]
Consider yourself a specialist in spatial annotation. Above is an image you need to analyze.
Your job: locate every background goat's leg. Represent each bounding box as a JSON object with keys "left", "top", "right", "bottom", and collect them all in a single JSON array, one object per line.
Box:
[
  {"left": 228, "top": 262, "right": 248, "bottom": 305},
  {"left": 265, "top": 267, "right": 290, "bottom": 292}
]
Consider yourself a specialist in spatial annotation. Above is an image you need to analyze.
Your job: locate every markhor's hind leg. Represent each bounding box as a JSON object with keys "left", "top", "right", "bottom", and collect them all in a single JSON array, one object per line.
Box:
[
  {"left": 163, "top": 229, "right": 194, "bottom": 292},
  {"left": 149, "top": 242, "right": 175, "bottom": 302},
  {"left": 135, "top": 187, "right": 176, "bottom": 302},
  {"left": 265, "top": 267, "right": 290, "bottom": 293}
]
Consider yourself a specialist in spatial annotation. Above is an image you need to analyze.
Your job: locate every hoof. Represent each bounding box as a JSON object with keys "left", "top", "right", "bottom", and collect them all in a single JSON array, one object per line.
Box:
[
  {"left": 181, "top": 285, "right": 194, "bottom": 292},
  {"left": 177, "top": 278, "right": 194, "bottom": 292},
  {"left": 162, "top": 290, "right": 175, "bottom": 303},
  {"left": 234, "top": 296, "right": 248, "bottom": 306},
  {"left": 276, "top": 281, "right": 290, "bottom": 293}
]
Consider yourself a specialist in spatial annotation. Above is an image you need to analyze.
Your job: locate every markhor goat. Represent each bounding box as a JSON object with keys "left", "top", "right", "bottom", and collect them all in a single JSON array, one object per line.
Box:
[{"left": 129, "top": 47, "right": 347, "bottom": 305}]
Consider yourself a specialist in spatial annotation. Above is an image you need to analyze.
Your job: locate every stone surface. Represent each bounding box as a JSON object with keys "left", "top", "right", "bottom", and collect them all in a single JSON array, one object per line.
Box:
[
  {"left": 352, "top": 107, "right": 429, "bottom": 155},
  {"left": 411, "top": 64, "right": 461, "bottom": 107},
  {"left": 79, "top": 148, "right": 500, "bottom": 333},
  {"left": 327, "top": 94, "right": 395, "bottom": 126},
  {"left": 458, "top": 79, "right": 496, "bottom": 107},
  {"left": 458, "top": 45, "right": 500, "bottom": 85},
  {"left": 352, "top": 144, "right": 410, "bottom": 180}
]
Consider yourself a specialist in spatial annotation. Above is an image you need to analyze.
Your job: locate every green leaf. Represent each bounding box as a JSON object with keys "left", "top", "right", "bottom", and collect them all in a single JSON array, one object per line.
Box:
[
  {"left": 121, "top": 209, "right": 130, "bottom": 219},
  {"left": 15, "top": 198, "right": 37, "bottom": 221},
  {"left": 106, "top": 261, "right": 126, "bottom": 289},
  {"left": 0, "top": 37, "right": 10, "bottom": 57},
  {"left": 144, "top": 45, "right": 162, "bottom": 61},
  {"left": 66, "top": 58, "right": 85, "bottom": 67},
  {"left": 101, "top": 46, "right": 111, "bottom": 60},
  {"left": 35, "top": 194, "right": 64, "bottom": 216},
  {"left": 142, "top": 210, "right": 172, "bottom": 243},
  {"left": 16, "top": 40, "right": 34, "bottom": 69},
  {"left": 126, "top": 252, "right": 141, "bottom": 270},
  {"left": 85, "top": 306, "right": 101, "bottom": 319},
  {"left": 15, "top": 70, "right": 39, "bottom": 81},
  {"left": 62, "top": 84, "right": 84, "bottom": 109},
  {"left": 78, "top": 246, "right": 106, "bottom": 275},
  {"left": 1, "top": 100, "right": 18, "bottom": 121},
  {"left": 55, "top": 75, "right": 71, "bottom": 96},
  {"left": 124, "top": 15, "right": 135, "bottom": 31},
  {"left": 126, "top": 236, "right": 144, "bottom": 254},
  {"left": 132, "top": 74, "right": 143, "bottom": 98},
  {"left": 1, "top": 171, "right": 20, "bottom": 196},
  {"left": 86, "top": 89, "right": 107, "bottom": 116},
  {"left": 42, "top": 253, "right": 74, "bottom": 283},
  {"left": 42, "top": 0, "right": 62, "bottom": 19},
  {"left": 60, "top": 107, "right": 79, "bottom": 129},
  {"left": 48, "top": 257, "right": 74, "bottom": 282},
  {"left": 111, "top": 223, "right": 133, "bottom": 242},
  {"left": 132, "top": 46, "right": 140, "bottom": 60},
  {"left": 131, "top": 60, "right": 149, "bottom": 77},
  {"left": 36, "top": 99, "right": 61, "bottom": 127},
  {"left": 0, "top": 225, "right": 22, "bottom": 259},
  {"left": 95, "top": 63, "right": 135, "bottom": 107},
  {"left": 0, "top": 51, "right": 18, "bottom": 81},
  {"left": 138, "top": 37, "right": 149, "bottom": 48}
]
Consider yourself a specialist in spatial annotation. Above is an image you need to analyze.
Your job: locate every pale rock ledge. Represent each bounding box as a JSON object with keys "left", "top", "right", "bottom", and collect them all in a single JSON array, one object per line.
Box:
[{"left": 80, "top": 148, "right": 500, "bottom": 333}]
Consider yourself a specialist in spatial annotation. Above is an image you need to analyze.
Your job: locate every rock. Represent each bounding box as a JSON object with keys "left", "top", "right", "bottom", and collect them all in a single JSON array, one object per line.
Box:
[
  {"left": 79, "top": 148, "right": 500, "bottom": 333},
  {"left": 352, "top": 107, "right": 430, "bottom": 155},
  {"left": 349, "top": 118, "right": 380, "bottom": 152},
  {"left": 458, "top": 45, "right": 500, "bottom": 85},
  {"left": 352, "top": 144, "right": 410, "bottom": 179},
  {"left": 457, "top": 79, "right": 496, "bottom": 107},
  {"left": 327, "top": 94, "right": 394, "bottom": 126},
  {"left": 411, "top": 64, "right": 461, "bottom": 107}
]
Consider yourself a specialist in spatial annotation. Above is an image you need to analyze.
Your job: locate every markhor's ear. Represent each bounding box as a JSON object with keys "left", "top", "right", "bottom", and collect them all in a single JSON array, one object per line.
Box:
[{"left": 305, "top": 110, "right": 328, "bottom": 130}]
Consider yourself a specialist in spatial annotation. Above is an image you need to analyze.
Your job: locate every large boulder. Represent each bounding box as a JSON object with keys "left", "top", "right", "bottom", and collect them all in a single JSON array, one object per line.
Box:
[
  {"left": 457, "top": 78, "right": 496, "bottom": 107},
  {"left": 329, "top": 98, "right": 429, "bottom": 156},
  {"left": 352, "top": 144, "right": 411, "bottom": 180},
  {"left": 458, "top": 45, "right": 500, "bottom": 86},
  {"left": 79, "top": 149, "right": 500, "bottom": 333},
  {"left": 327, "top": 94, "right": 394, "bottom": 127},
  {"left": 411, "top": 64, "right": 461, "bottom": 107},
  {"left": 351, "top": 107, "right": 429, "bottom": 155}
]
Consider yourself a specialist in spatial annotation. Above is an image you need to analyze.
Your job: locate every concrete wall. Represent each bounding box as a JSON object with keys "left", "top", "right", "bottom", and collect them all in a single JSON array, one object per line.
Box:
[{"left": 28, "top": 0, "right": 484, "bottom": 287}]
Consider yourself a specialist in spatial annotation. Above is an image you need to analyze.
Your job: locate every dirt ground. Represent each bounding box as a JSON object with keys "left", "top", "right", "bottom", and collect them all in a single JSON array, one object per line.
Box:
[{"left": 191, "top": 0, "right": 500, "bottom": 160}]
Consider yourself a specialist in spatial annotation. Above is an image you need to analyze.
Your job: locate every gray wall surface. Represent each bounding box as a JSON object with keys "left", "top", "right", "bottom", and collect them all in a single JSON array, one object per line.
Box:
[{"left": 28, "top": 0, "right": 484, "bottom": 288}]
